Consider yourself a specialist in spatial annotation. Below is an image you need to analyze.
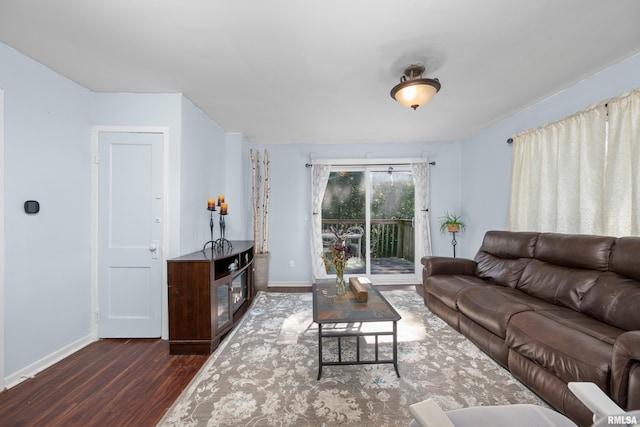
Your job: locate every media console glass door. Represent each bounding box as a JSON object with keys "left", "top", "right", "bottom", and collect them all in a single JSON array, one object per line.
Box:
[
  {"left": 216, "top": 282, "right": 231, "bottom": 332},
  {"left": 232, "top": 270, "right": 248, "bottom": 312}
]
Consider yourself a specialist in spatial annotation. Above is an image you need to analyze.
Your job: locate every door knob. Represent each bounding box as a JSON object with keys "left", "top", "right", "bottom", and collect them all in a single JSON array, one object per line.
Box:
[{"left": 149, "top": 240, "right": 159, "bottom": 259}]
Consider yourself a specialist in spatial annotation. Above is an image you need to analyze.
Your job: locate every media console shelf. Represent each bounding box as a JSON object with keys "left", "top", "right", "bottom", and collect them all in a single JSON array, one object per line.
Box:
[{"left": 167, "top": 241, "right": 254, "bottom": 354}]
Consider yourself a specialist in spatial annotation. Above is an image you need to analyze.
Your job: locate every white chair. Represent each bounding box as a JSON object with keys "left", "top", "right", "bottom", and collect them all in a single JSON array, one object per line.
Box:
[
  {"left": 409, "top": 382, "right": 639, "bottom": 427},
  {"left": 322, "top": 232, "right": 337, "bottom": 251},
  {"left": 346, "top": 226, "right": 364, "bottom": 259}
]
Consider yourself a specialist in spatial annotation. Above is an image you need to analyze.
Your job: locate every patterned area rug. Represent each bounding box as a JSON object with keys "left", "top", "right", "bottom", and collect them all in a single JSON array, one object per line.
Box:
[{"left": 158, "top": 291, "right": 547, "bottom": 426}]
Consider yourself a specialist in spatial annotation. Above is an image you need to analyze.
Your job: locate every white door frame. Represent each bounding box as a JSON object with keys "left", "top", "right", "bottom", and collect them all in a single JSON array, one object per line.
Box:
[
  {"left": 0, "top": 88, "right": 5, "bottom": 390},
  {"left": 90, "top": 126, "right": 170, "bottom": 340}
]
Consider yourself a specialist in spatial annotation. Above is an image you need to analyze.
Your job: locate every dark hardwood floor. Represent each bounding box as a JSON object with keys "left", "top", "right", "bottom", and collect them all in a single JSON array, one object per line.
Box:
[
  {"left": 0, "top": 339, "right": 208, "bottom": 427},
  {"left": 0, "top": 285, "right": 422, "bottom": 427}
]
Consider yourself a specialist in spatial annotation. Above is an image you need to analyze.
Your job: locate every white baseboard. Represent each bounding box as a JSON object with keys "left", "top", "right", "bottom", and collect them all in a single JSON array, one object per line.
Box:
[
  {"left": 266, "top": 281, "right": 312, "bottom": 288},
  {"left": 4, "top": 333, "right": 96, "bottom": 390},
  {"left": 266, "top": 277, "right": 420, "bottom": 288}
]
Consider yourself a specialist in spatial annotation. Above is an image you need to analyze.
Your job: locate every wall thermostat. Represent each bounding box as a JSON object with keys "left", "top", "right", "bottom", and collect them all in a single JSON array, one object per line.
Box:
[{"left": 24, "top": 200, "right": 40, "bottom": 214}]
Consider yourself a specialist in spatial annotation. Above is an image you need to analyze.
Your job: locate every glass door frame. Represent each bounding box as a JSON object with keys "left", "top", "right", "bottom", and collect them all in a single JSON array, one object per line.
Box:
[{"left": 321, "top": 159, "right": 423, "bottom": 285}]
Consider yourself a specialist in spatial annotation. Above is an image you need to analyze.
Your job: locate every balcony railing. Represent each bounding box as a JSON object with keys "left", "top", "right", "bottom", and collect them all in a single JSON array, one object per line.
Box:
[{"left": 322, "top": 219, "right": 415, "bottom": 262}]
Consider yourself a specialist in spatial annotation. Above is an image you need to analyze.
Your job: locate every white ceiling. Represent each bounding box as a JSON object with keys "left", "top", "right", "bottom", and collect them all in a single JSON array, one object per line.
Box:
[{"left": 1, "top": 0, "right": 640, "bottom": 144}]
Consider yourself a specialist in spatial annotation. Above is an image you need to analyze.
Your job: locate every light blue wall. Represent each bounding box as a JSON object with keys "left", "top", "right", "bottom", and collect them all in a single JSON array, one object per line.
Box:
[
  {"left": 2, "top": 42, "right": 227, "bottom": 381},
  {"left": 224, "top": 132, "right": 251, "bottom": 241},
  {"left": 0, "top": 42, "right": 93, "bottom": 376},
  {"left": 460, "top": 52, "right": 640, "bottom": 258},
  {"left": 180, "top": 96, "right": 227, "bottom": 254},
  {"left": 247, "top": 141, "right": 463, "bottom": 285}
]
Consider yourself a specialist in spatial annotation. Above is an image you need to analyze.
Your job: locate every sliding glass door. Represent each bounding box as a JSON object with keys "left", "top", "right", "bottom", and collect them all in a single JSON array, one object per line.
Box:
[
  {"left": 322, "top": 171, "right": 366, "bottom": 275},
  {"left": 320, "top": 165, "right": 419, "bottom": 283},
  {"left": 369, "top": 170, "right": 415, "bottom": 275}
]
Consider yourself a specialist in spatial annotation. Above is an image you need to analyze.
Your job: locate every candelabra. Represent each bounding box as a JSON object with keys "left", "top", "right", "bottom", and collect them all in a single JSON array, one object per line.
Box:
[
  {"left": 213, "top": 210, "right": 232, "bottom": 252},
  {"left": 202, "top": 203, "right": 232, "bottom": 253},
  {"left": 202, "top": 204, "right": 217, "bottom": 252}
]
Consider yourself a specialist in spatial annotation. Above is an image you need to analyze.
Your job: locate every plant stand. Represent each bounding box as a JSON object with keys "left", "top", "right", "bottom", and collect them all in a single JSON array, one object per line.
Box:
[{"left": 450, "top": 231, "right": 457, "bottom": 258}]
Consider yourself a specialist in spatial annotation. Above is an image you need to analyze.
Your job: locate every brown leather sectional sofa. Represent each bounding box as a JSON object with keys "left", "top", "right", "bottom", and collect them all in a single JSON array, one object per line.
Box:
[{"left": 421, "top": 231, "right": 640, "bottom": 427}]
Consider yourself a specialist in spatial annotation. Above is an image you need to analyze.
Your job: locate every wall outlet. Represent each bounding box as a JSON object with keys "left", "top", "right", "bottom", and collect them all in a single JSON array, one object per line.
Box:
[{"left": 288, "top": 260, "right": 295, "bottom": 268}]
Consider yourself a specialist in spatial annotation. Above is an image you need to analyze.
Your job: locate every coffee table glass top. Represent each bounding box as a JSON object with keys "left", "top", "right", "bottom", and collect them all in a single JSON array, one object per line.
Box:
[{"left": 312, "top": 281, "right": 401, "bottom": 324}]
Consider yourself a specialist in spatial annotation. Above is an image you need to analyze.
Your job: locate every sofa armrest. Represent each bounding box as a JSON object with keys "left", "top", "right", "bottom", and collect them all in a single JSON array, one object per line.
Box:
[
  {"left": 421, "top": 256, "right": 477, "bottom": 277},
  {"left": 611, "top": 331, "right": 640, "bottom": 408}
]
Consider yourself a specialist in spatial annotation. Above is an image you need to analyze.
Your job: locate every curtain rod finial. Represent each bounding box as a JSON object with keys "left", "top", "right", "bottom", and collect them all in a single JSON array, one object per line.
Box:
[{"left": 507, "top": 138, "right": 513, "bottom": 144}]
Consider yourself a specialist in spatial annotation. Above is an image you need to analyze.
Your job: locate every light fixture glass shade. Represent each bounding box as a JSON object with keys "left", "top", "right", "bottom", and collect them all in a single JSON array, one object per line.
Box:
[{"left": 390, "top": 78, "right": 441, "bottom": 110}]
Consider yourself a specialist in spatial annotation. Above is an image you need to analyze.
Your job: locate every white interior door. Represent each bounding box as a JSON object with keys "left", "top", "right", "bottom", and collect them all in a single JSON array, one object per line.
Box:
[{"left": 97, "top": 131, "right": 163, "bottom": 338}]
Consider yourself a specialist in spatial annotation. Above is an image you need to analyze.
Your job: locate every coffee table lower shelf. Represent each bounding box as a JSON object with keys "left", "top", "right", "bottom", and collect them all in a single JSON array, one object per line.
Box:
[{"left": 317, "top": 322, "right": 400, "bottom": 380}]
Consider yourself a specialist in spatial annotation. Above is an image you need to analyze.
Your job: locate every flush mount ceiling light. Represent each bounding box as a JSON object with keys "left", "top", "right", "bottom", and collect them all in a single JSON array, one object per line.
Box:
[{"left": 390, "top": 64, "right": 441, "bottom": 110}]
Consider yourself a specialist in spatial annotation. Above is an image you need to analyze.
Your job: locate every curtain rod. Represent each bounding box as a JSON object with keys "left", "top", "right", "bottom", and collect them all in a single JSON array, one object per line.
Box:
[
  {"left": 508, "top": 96, "right": 626, "bottom": 144},
  {"left": 305, "top": 159, "right": 436, "bottom": 167}
]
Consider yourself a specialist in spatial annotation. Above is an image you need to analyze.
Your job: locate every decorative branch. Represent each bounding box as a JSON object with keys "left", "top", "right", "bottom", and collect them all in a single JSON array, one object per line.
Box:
[
  {"left": 250, "top": 148, "right": 270, "bottom": 255},
  {"left": 250, "top": 149, "right": 259, "bottom": 254},
  {"left": 256, "top": 151, "right": 263, "bottom": 252},
  {"left": 262, "top": 149, "right": 270, "bottom": 254}
]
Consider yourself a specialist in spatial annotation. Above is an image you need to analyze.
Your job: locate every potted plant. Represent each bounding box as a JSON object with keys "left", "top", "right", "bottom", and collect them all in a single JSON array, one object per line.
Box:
[
  {"left": 251, "top": 148, "right": 270, "bottom": 293},
  {"left": 439, "top": 211, "right": 466, "bottom": 234}
]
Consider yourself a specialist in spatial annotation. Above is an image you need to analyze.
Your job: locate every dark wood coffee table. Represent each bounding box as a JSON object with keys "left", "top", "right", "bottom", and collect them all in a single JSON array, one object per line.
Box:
[{"left": 312, "top": 281, "right": 401, "bottom": 380}]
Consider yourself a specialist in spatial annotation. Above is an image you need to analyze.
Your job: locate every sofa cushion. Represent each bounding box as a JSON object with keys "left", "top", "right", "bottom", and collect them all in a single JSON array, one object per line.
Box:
[
  {"left": 536, "top": 309, "right": 624, "bottom": 346},
  {"left": 535, "top": 233, "right": 616, "bottom": 271},
  {"left": 456, "top": 287, "right": 533, "bottom": 338},
  {"left": 473, "top": 231, "right": 538, "bottom": 288},
  {"left": 506, "top": 311, "right": 614, "bottom": 390},
  {"left": 491, "top": 286, "right": 569, "bottom": 311},
  {"left": 516, "top": 259, "right": 602, "bottom": 311},
  {"left": 424, "top": 275, "right": 488, "bottom": 310},
  {"left": 581, "top": 272, "right": 640, "bottom": 331}
]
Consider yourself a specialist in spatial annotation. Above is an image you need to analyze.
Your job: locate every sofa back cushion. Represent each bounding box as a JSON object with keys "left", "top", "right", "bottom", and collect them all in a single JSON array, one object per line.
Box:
[
  {"left": 582, "top": 272, "right": 640, "bottom": 331},
  {"left": 474, "top": 231, "right": 538, "bottom": 288},
  {"left": 512, "top": 233, "right": 615, "bottom": 311},
  {"left": 609, "top": 237, "right": 640, "bottom": 281},
  {"left": 535, "top": 233, "right": 616, "bottom": 271},
  {"left": 516, "top": 260, "right": 602, "bottom": 311},
  {"left": 581, "top": 237, "right": 640, "bottom": 331}
]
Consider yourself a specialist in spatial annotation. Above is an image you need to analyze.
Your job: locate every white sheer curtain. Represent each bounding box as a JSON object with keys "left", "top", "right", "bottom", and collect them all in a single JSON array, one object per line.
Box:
[
  {"left": 507, "top": 104, "right": 608, "bottom": 233},
  {"left": 605, "top": 89, "right": 640, "bottom": 236},
  {"left": 411, "top": 161, "right": 432, "bottom": 258},
  {"left": 310, "top": 164, "right": 331, "bottom": 280}
]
